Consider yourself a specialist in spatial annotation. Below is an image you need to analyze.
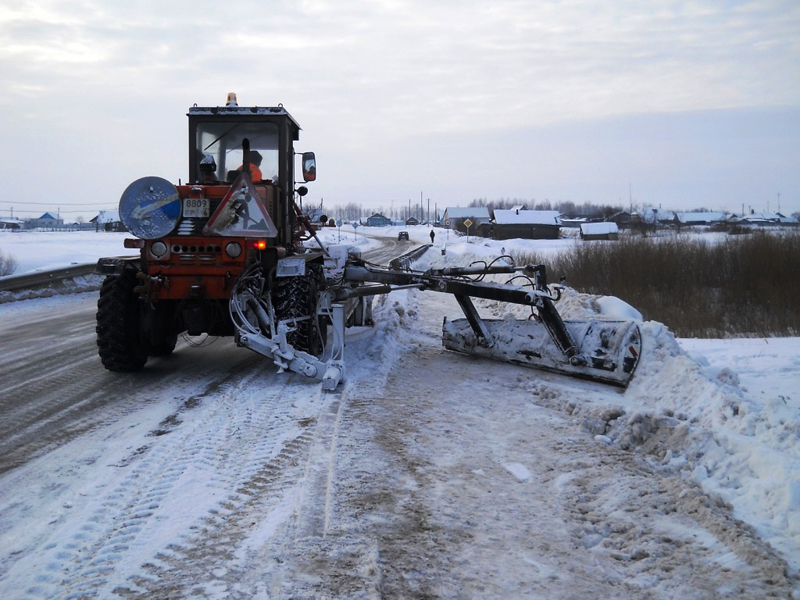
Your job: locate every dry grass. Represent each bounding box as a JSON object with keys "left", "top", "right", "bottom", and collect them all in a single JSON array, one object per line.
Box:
[{"left": 512, "top": 230, "right": 800, "bottom": 338}]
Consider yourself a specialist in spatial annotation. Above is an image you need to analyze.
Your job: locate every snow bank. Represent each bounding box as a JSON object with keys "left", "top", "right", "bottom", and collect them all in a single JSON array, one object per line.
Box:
[
  {"left": 406, "top": 238, "right": 800, "bottom": 578},
  {"left": 615, "top": 323, "right": 800, "bottom": 567}
]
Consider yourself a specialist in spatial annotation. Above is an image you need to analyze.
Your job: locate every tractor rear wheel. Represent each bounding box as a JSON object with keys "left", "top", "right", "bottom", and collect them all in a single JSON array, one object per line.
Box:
[{"left": 96, "top": 269, "right": 149, "bottom": 371}]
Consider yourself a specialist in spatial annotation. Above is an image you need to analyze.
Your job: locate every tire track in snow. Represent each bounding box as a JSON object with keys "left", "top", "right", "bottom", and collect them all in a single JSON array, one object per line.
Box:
[
  {"left": 197, "top": 290, "right": 420, "bottom": 598},
  {"left": 1, "top": 363, "right": 328, "bottom": 600},
  {"left": 245, "top": 283, "right": 798, "bottom": 599},
  {"left": 221, "top": 396, "right": 388, "bottom": 600},
  {"left": 549, "top": 433, "right": 796, "bottom": 598},
  {"left": 0, "top": 297, "right": 253, "bottom": 475},
  {"left": 118, "top": 424, "right": 318, "bottom": 599},
  {"left": 0, "top": 344, "right": 253, "bottom": 475},
  {"left": 4, "top": 369, "right": 248, "bottom": 599}
]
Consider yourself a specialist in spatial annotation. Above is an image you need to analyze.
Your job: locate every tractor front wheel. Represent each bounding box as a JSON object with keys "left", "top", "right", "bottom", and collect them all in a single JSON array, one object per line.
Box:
[
  {"left": 274, "top": 263, "right": 327, "bottom": 357},
  {"left": 96, "top": 269, "right": 149, "bottom": 371}
]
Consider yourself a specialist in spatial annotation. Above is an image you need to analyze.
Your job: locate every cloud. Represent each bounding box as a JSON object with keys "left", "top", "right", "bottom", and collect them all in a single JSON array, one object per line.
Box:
[
  {"left": 310, "top": 106, "right": 800, "bottom": 212},
  {"left": 0, "top": 0, "right": 798, "bottom": 215}
]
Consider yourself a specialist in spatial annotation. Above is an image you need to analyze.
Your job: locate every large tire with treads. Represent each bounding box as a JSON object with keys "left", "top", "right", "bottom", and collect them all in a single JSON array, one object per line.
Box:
[
  {"left": 96, "top": 269, "right": 149, "bottom": 371},
  {"left": 273, "top": 263, "right": 327, "bottom": 356}
]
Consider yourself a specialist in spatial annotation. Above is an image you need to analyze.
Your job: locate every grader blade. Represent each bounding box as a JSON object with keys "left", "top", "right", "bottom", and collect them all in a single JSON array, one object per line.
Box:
[{"left": 442, "top": 316, "right": 641, "bottom": 387}]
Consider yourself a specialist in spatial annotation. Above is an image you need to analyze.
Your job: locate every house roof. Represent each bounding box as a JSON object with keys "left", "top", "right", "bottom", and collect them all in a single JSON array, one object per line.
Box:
[
  {"left": 91, "top": 210, "right": 120, "bottom": 224},
  {"left": 608, "top": 211, "right": 632, "bottom": 220},
  {"left": 675, "top": 211, "right": 728, "bottom": 223},
  {"left": 444, "top": 207, "right": 490, "bottom": 219},
  {"left": 39, "top": 212, "right": 58, "bottom": 220},
  {"left": 580, "top": 222, "right": 619, "bottom": 235},
  {"left": 739, "top": 212, "right": 797, "bottom": 224},
  {"left": 493, "top": 209, "right": 561, "bottom": 226}
]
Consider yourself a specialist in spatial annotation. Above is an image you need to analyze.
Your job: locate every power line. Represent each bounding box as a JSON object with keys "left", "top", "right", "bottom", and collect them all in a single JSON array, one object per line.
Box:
[
  {"left": 0, "top": 208, "right": 116, "bottom": 215},
  {"left": 0, "top": 200, "right": 112, "bottom": 207}
]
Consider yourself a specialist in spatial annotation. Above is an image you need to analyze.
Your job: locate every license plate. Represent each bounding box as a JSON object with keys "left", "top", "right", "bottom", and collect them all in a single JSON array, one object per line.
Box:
[{"left": 183, "top": 197, "right": 209, "bottom": 218}]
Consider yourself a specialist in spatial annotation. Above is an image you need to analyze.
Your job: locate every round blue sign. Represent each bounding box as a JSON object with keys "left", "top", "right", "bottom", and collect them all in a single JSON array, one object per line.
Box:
[{"left": 119, "top": 177, "right": 181, "bottom": 239}]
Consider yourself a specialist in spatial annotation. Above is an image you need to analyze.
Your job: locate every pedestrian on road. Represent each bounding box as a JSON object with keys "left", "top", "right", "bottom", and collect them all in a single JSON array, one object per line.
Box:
[{"left": 430, "top": 230, "right": 435, "bottom": 244}]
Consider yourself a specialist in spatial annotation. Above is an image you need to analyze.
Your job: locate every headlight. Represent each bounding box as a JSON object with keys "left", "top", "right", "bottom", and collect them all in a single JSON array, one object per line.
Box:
[
  {"left": 225, "top": 242, "right": 242, "bottom": 258},
  {"left": 150, "top": 241, "right": 168, "bottom": 258}
]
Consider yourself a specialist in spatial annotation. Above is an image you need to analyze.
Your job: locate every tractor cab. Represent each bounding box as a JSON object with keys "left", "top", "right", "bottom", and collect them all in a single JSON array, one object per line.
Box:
[
  {"left": 186, "top": 93, "right": 316, "bottom": 248},
  {"left": 187, "top": 93, "right": 303, "bottom": 186}
]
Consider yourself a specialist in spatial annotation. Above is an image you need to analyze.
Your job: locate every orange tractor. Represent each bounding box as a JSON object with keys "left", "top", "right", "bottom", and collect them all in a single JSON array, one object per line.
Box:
[{"left": 97, "top": 94, "right": 641, "bottom": 389}]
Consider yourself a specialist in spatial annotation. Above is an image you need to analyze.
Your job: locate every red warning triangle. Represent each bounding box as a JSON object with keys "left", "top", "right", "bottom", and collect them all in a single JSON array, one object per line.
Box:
[{"left": 203, "top": 173, "right": 278, "bottom": 237}]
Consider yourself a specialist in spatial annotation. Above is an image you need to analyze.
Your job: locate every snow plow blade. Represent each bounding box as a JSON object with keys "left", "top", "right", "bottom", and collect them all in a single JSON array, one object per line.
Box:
[{"left": 442, "top": 317, "right": 641, "bottom": 387}]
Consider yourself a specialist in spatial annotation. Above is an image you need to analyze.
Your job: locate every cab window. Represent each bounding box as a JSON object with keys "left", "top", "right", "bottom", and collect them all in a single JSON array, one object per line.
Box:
[{"left": 197, "top": 122, "right": 279, "bottom": 183}]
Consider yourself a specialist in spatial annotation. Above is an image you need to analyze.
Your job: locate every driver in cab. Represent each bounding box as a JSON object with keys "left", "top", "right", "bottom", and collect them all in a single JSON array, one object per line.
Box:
[{"left": 238, "top": 150, "right": 263, "bottom": 182}]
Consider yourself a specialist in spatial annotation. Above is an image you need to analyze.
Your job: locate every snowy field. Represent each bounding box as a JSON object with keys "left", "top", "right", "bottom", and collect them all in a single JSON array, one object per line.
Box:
[
  {"left": 1, "top": 226, "right": 799, "bottom": 595},
  {"left": 0, "top": 230, "right": 135, "bottom": 275}
]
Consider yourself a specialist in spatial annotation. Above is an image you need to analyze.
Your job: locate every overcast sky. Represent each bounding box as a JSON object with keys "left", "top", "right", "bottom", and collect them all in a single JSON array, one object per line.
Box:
[{"left": 1, "top": 0, "right": 798, "bottom": 220}]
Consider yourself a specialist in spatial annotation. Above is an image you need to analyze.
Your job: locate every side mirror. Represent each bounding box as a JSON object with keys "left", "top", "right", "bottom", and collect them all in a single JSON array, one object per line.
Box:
[
  {"left": 302, "top": 152, "right": 317, "bottom": 182},
  {"left": 296, "top": 186, "right": 308, "bottom": 197}
]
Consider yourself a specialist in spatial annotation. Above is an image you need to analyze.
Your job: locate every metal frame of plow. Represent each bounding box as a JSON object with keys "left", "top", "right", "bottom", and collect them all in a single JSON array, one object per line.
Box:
[
  {"left": 229, "top": 263, "right": 348, "bottom": 390},
  {"left": 341, "top": 261, "right": 641, "bottom": 387}
]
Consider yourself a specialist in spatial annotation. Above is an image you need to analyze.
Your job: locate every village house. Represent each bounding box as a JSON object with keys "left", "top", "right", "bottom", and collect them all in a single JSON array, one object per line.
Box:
[
  {"left": 441, "top": 207, "right": 491, "bottom": 234},
  {"left": 485, "top": 208, "right": 561, "bottom": 240},
  {"left": 580, "top": 222, "right": 619, "bottom": 241},
  {"left": 365, "top": 213, "right": 392, "bottom": 227},
  {"left": 28, "top": 212, "right": 64, "bottom": 229},
  {"left": 91, "top": 210, "right": 125, "bottom": 232}
]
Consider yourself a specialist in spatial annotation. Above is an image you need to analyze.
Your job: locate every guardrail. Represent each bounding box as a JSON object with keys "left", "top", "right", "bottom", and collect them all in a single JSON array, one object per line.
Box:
[
  {"left": 389, "top": 244, "right": 433, "bottom": 270},
  {"left": 0, "top": 256, "right": 139, "bottom": 301},
  {"left": 0, "top": 245, "right": 430, "bottom": 299},
  {"left": 0, "top": 263, "right": 98, "bottom": 292}
]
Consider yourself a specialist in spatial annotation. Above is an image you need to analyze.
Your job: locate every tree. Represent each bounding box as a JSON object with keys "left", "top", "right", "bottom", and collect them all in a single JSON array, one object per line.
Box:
[{"left": 0, "top": 249, "right": 17, "bottom": 277}]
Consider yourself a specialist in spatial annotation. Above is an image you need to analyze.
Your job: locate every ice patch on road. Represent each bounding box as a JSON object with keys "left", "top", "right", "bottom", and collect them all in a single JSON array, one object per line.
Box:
[{"left": 503, "top": 462, "right": 531, "bottom": 482}]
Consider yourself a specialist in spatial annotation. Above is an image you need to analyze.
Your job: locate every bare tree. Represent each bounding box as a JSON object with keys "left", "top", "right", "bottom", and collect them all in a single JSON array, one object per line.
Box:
[{"left": 0, "top": 249, "right": 17, "bottom": 277}]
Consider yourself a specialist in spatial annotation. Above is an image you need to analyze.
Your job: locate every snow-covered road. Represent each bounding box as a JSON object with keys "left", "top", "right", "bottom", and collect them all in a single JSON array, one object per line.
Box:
[{"left": 0, "top": 228, "right": 798, "bottom": 598}]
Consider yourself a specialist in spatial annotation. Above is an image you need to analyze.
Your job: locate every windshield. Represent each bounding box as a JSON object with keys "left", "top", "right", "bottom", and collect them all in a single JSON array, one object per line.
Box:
[{"left": 196, "top": 121, "right": 279, "bottom": 183}]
